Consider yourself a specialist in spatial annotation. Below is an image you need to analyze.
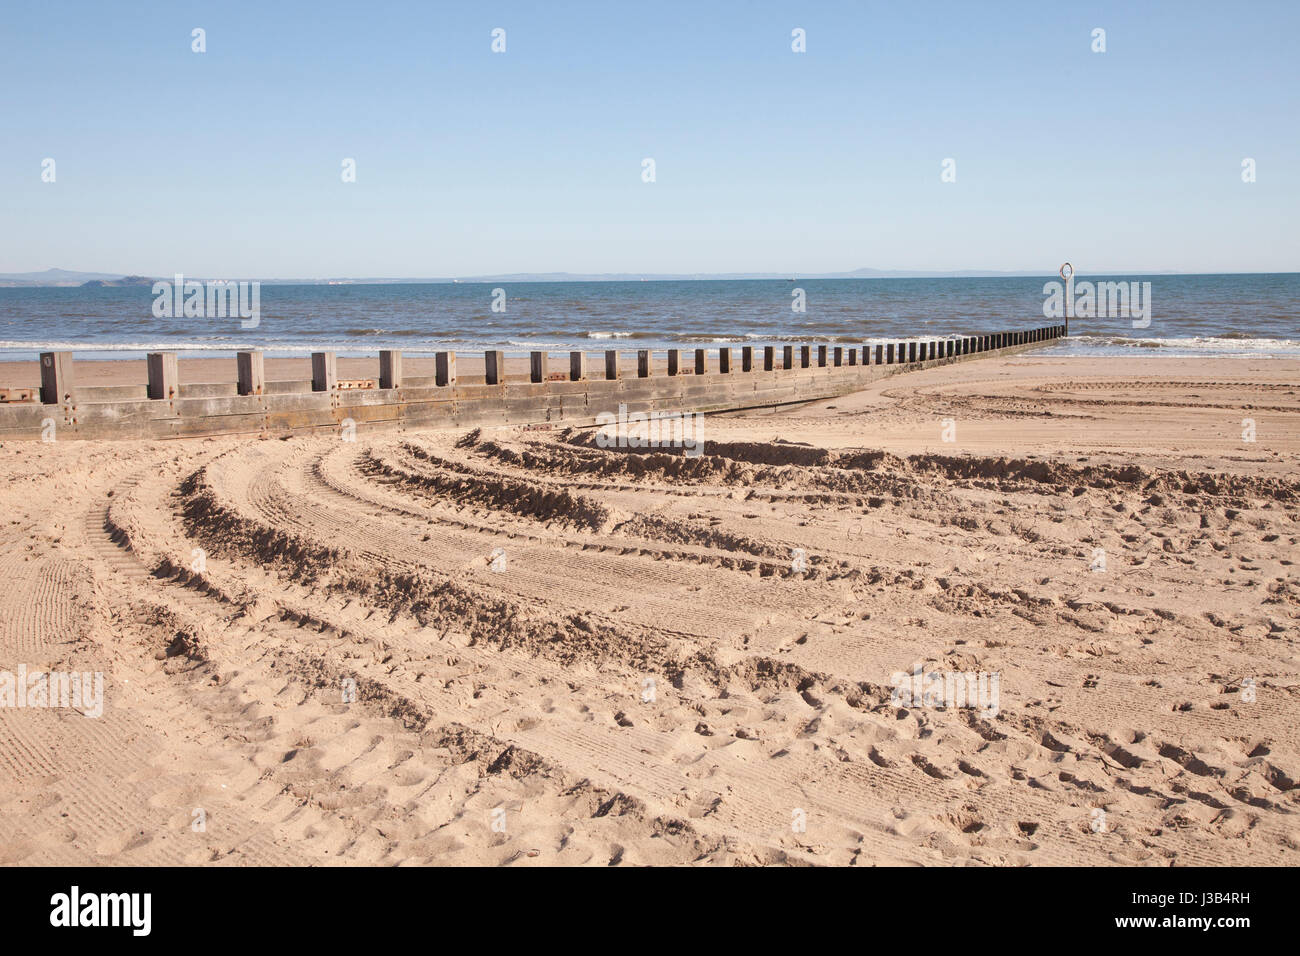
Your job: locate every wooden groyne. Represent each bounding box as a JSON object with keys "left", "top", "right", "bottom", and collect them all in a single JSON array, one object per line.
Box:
[{"left": 0, "top": 326, "right": 1064, "bottom": 440}]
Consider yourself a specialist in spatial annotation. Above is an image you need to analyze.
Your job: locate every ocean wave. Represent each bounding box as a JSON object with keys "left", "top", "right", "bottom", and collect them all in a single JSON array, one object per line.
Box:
[
  {"left": 0, "top": 341, "right": 254, "bottom": 352},
  {"left": 505, "top": 339, "right": 569, "bottom": 350},
  {"left": 1066, "top": 334, "right": 1299, "bottom": 351},
  {"left": 342, "top": 327, "right": 426, "bottom": 337}
]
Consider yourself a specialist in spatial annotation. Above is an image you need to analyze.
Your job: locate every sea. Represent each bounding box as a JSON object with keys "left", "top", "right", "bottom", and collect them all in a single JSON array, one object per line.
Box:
[{"left": 0, "top": 273, "right": 1296, "bottom": 362}]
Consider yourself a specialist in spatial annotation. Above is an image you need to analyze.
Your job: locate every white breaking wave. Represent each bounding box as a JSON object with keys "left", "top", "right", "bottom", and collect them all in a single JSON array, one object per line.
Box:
[{"left": 1060, "top": 334, "right": 1300, "bottom": 355}]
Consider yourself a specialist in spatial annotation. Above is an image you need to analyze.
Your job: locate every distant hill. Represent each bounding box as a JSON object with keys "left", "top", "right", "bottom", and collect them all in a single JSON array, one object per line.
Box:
[
  {"left": 80, "top": 275, "right": 156, "bottom": 287},
  {"left": 0, "top": 268, "right": 129, "bottom": 287}
]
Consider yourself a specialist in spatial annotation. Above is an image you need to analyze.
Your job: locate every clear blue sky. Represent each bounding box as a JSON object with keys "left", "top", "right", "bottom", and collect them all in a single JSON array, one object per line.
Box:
[{"left": 2, "top": 0, "right": 1296, "bottom": 277}]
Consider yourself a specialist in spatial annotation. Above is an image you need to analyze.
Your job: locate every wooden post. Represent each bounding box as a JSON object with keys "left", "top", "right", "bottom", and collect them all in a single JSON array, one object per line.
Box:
[
  {"left": 237, "top": 350, "right": 265, "bottom": 396},
  {"left": 876, "top": 344, "right": 884, "bottom": 365},
  {"left": 530, "top": 351, "right": 547, "bottom": 383},
  {"left": 742, "top": 346, "right": 754, "bottom": 371},
  {"left": 485, "top": 350, "right": 506, "bottom": 385},
  {"left": 764, "top": 346, "right": 775, "bottom": 371},
  {"left": 145, "top": 352, "right": 178, "bottom": 400},
  {"left": 718, "top": 347, "right": 732, "bottom": 373},
  {"left": 39, "top": 352, "right": 74, "bottom": 405},
  {"left": 782, "top": 345, "right": 793, "bottom": 370},
  {"left": 379, "top": 349, "right": 402, "bottom": 389},
  {"left": 604, "top": 350, "right": 620, "bottom": 380},
  {"left": 569, "top": 351, "right": 587, "bottom": 381},
  {"left": 667, "top": 349, "right": 681, "bottom": 376},
  {"left": 312, "top": 351, "right": 337, "bottom": 392},
  {"left": 908, "top": 342, "right": 917, "bottom": 363},
  {"left": 436, "top": 351, "right": 456, "bottom": 387},
  {"left": 817, "top": 345, "right": 828, "bottom": 367},
  {"left": 637, "top": 350, "right": 650, "bottom": 377},
  {"left": 848, "top": 348, "right": 857, "bottom": 366},
  {"left": 833, "top": 346, "right": 843, "bottom": 367},
  {"left": 694, "top": 348, "right": 709, "bottom": 375}
]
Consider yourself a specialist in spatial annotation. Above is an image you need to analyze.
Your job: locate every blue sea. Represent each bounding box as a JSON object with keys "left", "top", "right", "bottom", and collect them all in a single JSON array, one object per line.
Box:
[{"left": 0, "top": 274, "right": 1296, "bottom": 361}]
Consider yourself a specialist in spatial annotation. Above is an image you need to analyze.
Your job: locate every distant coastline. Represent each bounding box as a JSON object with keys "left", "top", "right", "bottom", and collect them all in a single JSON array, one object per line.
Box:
[{"left": 3, "top": 267, "right": 1294, "bottom": 289}]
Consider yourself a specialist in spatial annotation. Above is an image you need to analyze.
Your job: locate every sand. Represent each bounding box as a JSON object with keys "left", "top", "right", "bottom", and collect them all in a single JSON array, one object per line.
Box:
[{"left": 0, "top": 354, "right": 1296, "bottom": 865}]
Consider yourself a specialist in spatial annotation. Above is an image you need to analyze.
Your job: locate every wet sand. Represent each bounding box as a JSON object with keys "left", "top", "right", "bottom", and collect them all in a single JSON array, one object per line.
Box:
[{"left": 1, "top": 355, "right": 527, "bottom": 388}]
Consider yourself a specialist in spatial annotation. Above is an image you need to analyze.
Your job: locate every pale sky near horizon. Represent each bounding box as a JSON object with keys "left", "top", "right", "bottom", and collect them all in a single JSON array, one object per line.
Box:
[{"left": 2, "top": 0, "right": 1297, "bottom": 278}]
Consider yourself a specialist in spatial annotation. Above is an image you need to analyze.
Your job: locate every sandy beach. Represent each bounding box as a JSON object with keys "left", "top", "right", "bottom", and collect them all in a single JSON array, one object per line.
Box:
[{"left": 1, "top": 353, "right": 1296, "bottom": 866}]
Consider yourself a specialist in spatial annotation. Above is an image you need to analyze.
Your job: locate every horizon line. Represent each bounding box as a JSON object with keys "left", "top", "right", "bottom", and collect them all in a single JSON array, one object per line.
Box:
[{"left": 4, "top": 267, "right": 1299, "bottom": 286}]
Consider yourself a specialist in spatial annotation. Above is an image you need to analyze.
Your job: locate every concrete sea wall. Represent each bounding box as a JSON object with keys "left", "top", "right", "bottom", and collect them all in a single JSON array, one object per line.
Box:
[{"left": 0, "top": 326, "right": 1064, "bottom": 440}]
